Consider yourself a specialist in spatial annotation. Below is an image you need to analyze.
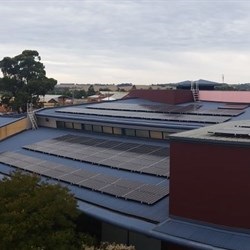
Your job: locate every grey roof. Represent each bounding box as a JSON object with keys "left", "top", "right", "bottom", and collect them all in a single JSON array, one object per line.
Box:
[
  {"left": 0, "top": 116, "right": 25, "bottom": 127},
  {"left": 36, "top": 99, "right": 250, "bottom": 134},
  {"left": 1, "top": 127, "right": 250, "bottom": 249},
  {"left": 2, "top": 98, "right": 250, "bottom": 249},
  {"left": 153, "top": 219, "right": 250, "bottom": 250},
  {"left": 170, "top": 120, "right": 250, "bottom": 146},
  {"left": 0, "top": 128, "right": 169, "bottom": 223}
]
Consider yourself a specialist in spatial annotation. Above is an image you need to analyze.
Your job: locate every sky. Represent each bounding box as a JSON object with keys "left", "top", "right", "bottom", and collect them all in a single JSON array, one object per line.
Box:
[{"left": 1, "top": 0, "right": 250, "bottom": 85}]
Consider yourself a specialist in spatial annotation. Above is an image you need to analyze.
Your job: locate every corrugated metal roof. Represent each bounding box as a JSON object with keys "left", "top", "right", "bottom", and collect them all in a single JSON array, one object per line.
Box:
[
  {"left": 2, "top": 98, "right": 250, "bottom": 249},
  {"left": 0, "top": 128, "right": 169, "bottom": 223},
  {"left": 153, "top": 219, "right": 250, "bottom": 250},
  {"left": 0, "top": 116, "right": 25, "bottom": 127}
]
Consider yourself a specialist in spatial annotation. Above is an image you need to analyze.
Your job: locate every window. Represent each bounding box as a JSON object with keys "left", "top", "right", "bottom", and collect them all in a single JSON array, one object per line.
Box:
[
  {"left": 136, "top": 129, "right": 149, "bottom": 138},
  {"left": 65, "top": 122, "right": 73, "bottom": 129},
  {"left": 163, "top": 132, "right": 169, "bottom": 139},
  {"left": 124, "top": 128, "right": 135, "bottom": 137},
  {"left": 103, "top": 126, "right": 113, "bottom": 134},
  {"left": 84, "top": 124, "right": 92, "bottom": 131},
  {"left": 56, "top": 121, "right": 64, "bottom": 128},
  {"left": 113, "top": 127, "right": 122, "bottom": 135},
  {"left": 150, "top": 131, "right": 163, "bottom": 139},
  {"left": 73, "top": 123, "right": 82, "bottom": 129},
  {"left": 93, "top": 125, "right": 102, "bottom": 133}
]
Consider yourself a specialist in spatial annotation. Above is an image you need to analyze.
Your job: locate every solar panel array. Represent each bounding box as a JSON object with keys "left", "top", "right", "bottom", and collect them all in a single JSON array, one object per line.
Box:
[
  {"left": 0, "top": 151, "right": 169, "bottom": 205},
  {"left": 208, "top": 125, "right": 250, "bottom": 138},
  {"left": 218, "top": 104, "right": 248, "bottom": 110},
  {"left": 188, "top": 109, "right": 244, "bottom": 117},
  {"left": 86, "top": 102, "right": 244, "bottom": 117},
  {"left": 86, "top": 102, "right": 246, "bottom": 117},
  {"left": 23, "top": 134, "right": 170, "bottom": 177},
  {"left": 86, "top": 103, "right": 202, "bottom": 114},
  {"left": 56, "top": 107, "right": 231, "bottom": 124}
]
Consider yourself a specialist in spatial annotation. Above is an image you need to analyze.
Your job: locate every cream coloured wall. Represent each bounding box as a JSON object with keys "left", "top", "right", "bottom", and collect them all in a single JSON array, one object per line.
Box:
[{"left": 0, "top": 118, "right": 28, "bottom": 141}]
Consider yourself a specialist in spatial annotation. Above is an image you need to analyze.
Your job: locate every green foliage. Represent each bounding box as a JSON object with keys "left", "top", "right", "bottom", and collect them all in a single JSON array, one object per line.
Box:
[
  {"left": 74, "top": 89, "right": 87, "bottom": 99},
  {"left": 83, "top": 242, "right": 135, "bottom": 250},
  {"left": 87, "top": 85, "right": 96, "bottom": 96},
  {"left": 0, "top": 50, "right": 57, "bottom": 112},
  {"left": 0, "top": 172, "right": 80, "bottom": 250},
  {"left": 99, "top": 88, "right": 111, "bottom": 92}
]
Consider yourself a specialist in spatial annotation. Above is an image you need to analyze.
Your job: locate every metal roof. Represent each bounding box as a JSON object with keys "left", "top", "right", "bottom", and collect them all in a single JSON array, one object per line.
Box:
[
  {"left": 153, "top": 219, "right": 250, "bottom": 250},
  {"left": 1, "top": 127, "right": 250, "bottom": 249},
  {"left": 0, "top": 116, "right": 25, "bottom": 127},
  {"left": 2, "top": 98, "right": 250, "bottom": 249},
  {"left": 0, "top": 128, "right": 169, "bottom": 223},
  {"left": 35, "top": 98, "right": 250, "bottom": 133},
  {"left": 170, "top": 120, "right": 250, "bottom": 146}
]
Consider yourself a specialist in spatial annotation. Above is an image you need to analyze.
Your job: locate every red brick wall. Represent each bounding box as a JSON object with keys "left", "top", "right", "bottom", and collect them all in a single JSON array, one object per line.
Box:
[
  {"left": 170, "top": 140, "right": 250, "bottom": 229},
  {"left": 125, "top": 90, "right": 193, "bottom": 104}
]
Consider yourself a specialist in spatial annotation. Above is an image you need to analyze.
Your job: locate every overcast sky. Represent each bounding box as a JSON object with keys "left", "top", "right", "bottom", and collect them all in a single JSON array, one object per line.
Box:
[{"left": 1, "top": 0, "right": 250, "bottom": 85}]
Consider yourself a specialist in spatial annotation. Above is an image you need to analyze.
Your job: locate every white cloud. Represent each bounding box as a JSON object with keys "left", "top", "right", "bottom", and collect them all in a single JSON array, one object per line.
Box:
[{"left": 1, "top": 0, "right": 250, "bottom": 84}]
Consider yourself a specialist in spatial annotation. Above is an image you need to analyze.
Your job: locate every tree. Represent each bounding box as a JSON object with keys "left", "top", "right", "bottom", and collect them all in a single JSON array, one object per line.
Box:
[
  {"left": 87, "top": 85, "right": 96, "bottom": 96},
  {"left": 0, "top": 172, "right": 80, "bottom": 250},
  {"left": 74, "top": 89, "right": 87, "bottom": 99},
  {"left": 0, "top": 50, "right": 57, "bottom": 112}
]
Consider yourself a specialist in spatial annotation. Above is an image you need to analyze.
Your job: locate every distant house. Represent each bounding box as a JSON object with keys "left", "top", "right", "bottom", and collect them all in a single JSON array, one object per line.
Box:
[
  {"left": 39, "top": 95, "right": 73, "bottom": 107},
  {"left": 86, "top": 94, "right": 104, "bottom": 103},
  {"left": 87, "top": 92, "right": 129, "bottom": 103},
  {"left": 100, "top": 91, "right": 128, "bottom": 101}
]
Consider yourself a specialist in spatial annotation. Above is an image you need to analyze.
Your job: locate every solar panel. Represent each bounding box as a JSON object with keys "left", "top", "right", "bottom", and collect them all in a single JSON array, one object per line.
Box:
[
  {"left": 208, "top": 127, "right": 250, "bottom": 137},
  {"left": 95, "top": 141, "right": 121, "bottom": 148},
  {"left": 24, "top": 164, "right": 49, "bottom": 174},
  {"left": 13, "top": 160, "right": 33, "bottom": 169},
  {"left": 1, "top": 151, "right": 23, "bottom": 159},
  {"left": 55, "top": 107, "right": 231, "bottom": 124},
  {"left": 218, "top": 104, "right": 248, "bottom": 110},
  {"left": 151, "top": 148, "right": 169, "bottom": 157},
  {"left": 189, "top": 109, "right": 244, "bottom": 117},
  {"left": 113, "top": 179, "right": 142, "bottom": 189},
  {"left": 141, "top": 167, "right": 166, "bottom": 177},
  {"left": 86, "top": 102, "right": 202, "bottom": 114},
  {"left": 117, "top": 164, "right": 140, "bottom": 172},
  {"left": 151, "top": 159, "right": 170, "bottom": 169},
  {"left": 0, "top": 156, "right": 13, "bottom": 164},
  {"left": 21, "top": 156, "right": 44, "bottom": 165},
  {"left": 42, "top": 169, "right": 65, "bottom": 178},
  {"left": 73, "top": 169, "right": 97, "bottom": 179},
  {"left": 0, "top": 151, "right": 169, "bottom": 205},
  {"left": 79, "top": 178, "right": 108, "bottom": 190},
  {"left": 139, "top": 184, "right": 169, "bottom": 194},
  {"left": 100, "top": 184, "right": 131, "bottom": 197},
  {"left": 53, "top": 164, "right": 75, "bottom": 173},
  {"left": 22, "top": 134, "right": 169, "bottom": 177},
  {"left": 111, "top": 155, "right": 130, "bottom": 163},
  {"left": 84, "top": 156, "right": 105, "bottom": 164},
  {"left": 124, "top": 189, "right": 166, "bottom": 205},
  {"left": 60, "top": 173, "right": 86, "bottom": 184},
  {"left": 93, "top": 173, "right": 119, "bottom": 184}
]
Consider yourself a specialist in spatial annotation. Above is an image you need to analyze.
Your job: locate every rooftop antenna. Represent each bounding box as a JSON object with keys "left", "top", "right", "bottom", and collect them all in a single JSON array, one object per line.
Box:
[{"left": 222, "top": 74, "right": 224, "bottom": 84}]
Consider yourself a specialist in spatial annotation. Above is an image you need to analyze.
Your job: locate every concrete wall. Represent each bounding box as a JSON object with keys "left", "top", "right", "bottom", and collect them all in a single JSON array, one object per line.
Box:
[
  {"left": 37, "top": 117, "right": 57, "bottom": 128},
  {"left": 125, "top": 89, "right": 193, "bottom": 104},
  {"left": 0, "top": 118, "right": 28, "bottom": 141},
  {"left": 170, "top": 140, "right": 250, "bottom": 229},
  {"left": 199, "top": 90, "right": 250, "bottom": 103}
]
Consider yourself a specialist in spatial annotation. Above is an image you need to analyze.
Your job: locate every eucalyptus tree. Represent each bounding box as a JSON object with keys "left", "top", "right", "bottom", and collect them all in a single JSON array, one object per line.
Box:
[{"left": 0, "top": 50, "right": 57, "bottom": 112}]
